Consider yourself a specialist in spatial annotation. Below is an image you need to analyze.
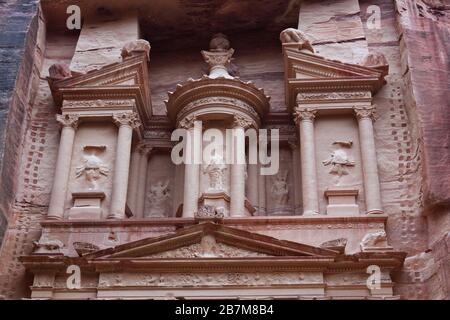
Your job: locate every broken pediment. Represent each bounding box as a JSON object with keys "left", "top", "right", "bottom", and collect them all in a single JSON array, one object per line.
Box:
[
  {"left": 282, "top": 46, "right": 387, "bottom": 112},
  {"left": 84, "top": 222, "right": 339, "bottom": 260},
  {"left": 48, "top": 40, "right": 152, "bottom": 122}
]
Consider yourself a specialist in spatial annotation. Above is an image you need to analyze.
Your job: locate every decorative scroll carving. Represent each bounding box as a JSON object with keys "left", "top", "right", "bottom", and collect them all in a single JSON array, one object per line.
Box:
[
  {"left": 33, "top": 237, "right": 64, "bottom": 254},
  {"left": 320, "top": 238, "right": 348, "bottom": 253},
  {"left": 73, "top": 242, "right": 100, "bottom": 257},
  {"left": 201, "top": 33, "right": 234, "bottom": 78},
  {"left": 296, "top": 92, "right": 371, "bottom": 101},
  {"left": 293, "top": 107, "right": 317, "bottom": 124},
  {"left": 179, "top": 96, "right": 259, "bottom": 119},
  {"left": 354, "top": 106, "right": 376, "bottom": 120},
  {"left": 98, "top": 271, "right": 321, "bottom": 288},
  {"left": 121, "top": 39, "right": 151, "bottom": 61},
  {"left": 279, "top": 28, "right": 314, "bottom": 53},
  {"left": 271, "top": 170, "right": 289, "bottom": 206},
  {"left": 147, "top": 180, "right": 171, "bottom": 218},
  {"left": 112, "top": 112, "right": 141, "bottom": 128},
  {"left": 75, "top": 146, "right": 109, "bottom": 190},
  {"left": 196, "top": 205, "right": 225, "bottom": 219},
  {"left": 63, "top": 99, "right": 135, "bottom": 109},
  {"left": 146, "top": 238, "right": 269, "bottom": 259},
  {"left": 204, "top": 152, "right": 227, "bottom": 192},
  {"left": 232, "top": 114, "right": 253, "bottom": 129},
  {"left": 322, "top": 141, "right": 355, "bottom": 184},
  {"left": 56, "top": 114, "right": 79, "bottom": 128},
  {"left": 178, "top": 114, "right": 197, "bottom": 129}
]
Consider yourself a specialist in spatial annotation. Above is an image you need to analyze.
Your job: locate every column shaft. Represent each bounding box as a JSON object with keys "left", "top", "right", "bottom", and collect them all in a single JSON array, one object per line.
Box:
[
  {"left": 47, "top": 115, "right": 79, "bottom": 219},
  {"left": 127, "top": 149, "right": 141, "bottom": 214},
  {"left": 136, "top": 148, "right": 151, "bottom": 218},
  {"left": 356, "top": 107, "right": 383, "bottom": 214},
  {"left": 290, "top": 142, "right": 302, "bottom": 215},
  {"left": 182, "top": 123, "right": 201, "bottom": 217},
  {"left": 295, "top": 108, "right": 319, "bottom": 215},
  {"left": 109, "top": 112, "right": 140, "bottom": 219},
  {"left": 247, "top": 163, "right": 259, "bottom": 209},
  {"left": 257, "top": 163, "right": 266, "bottom": 215}
]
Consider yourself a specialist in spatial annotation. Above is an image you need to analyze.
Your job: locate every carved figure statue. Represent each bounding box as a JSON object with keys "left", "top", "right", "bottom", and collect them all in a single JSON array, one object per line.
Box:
[
  {"left": 322, "top": 141, "right": 355, "bottom": 185},
  {"left": 271, "top": 170, "right": 289, "bottom": 206},
  {"left": 76, "top": 152, "right": 109, "bottom": 190},
  {"left": 360, "top": 230, "right": 388, "bottom": 251},
  {"left": 147, "top": 180, "right": 170, "bottom": 217},
  {"left": 279, "top": 28, "right": 314, "bottom": 53},
  {"left": 204, "top": 152, "right": 227, "bottom": 192}
]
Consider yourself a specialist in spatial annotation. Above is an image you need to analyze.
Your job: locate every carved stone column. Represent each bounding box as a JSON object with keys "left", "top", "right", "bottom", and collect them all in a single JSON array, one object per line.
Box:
[
  {"left": 127, "top": 147, "right": 141, "bottom": 214},
  {"left": 109, "top": 112, "right": 141, "bottom": 219},
  {"left": 47, "top": 114, "right": 79, "bottom": 219},
  {"left": 247, "top": 162, "right": 259, "bottom": 209},
  {"left": 136, "top": 145, "right": 153, "bottom": 218},
  {"left": 230, "top": 115, "right": 252, "bottom": 217},
  {"left": 354, "top": 106, "right": 383, "bottom": 214},
  {"left": 257, "top": 163, "right": 266, "bottom": 215},
  {"left": 294, "top": 107, "right": 319, "bottom": 215},
  {"left": 289, "top": 140, "right": 302, "bottom": 215},
  {"left": 181, "top": 115, "right": 201, "bottom": 218}
]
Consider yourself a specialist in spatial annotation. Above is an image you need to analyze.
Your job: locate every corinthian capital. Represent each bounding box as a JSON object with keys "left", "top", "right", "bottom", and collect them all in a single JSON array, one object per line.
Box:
[
  {"left": 137, "top": 143, "right": 153, "bottom": 156},
  {"left": 232, "top": 114, "right": 253, "bottom": 129},
  {"left": 178, "top": 114, "right": 197, "bottom": 130},
  {"left": 293, "top": 108, "right": 317, "bottom": 124},
  {"left": 56, "top": 114, "right": 79, "bottom": 128},
  {"left": 354, "top": 106, "right": 376, "bottom": 121},
  {"left": 113, "top": 112, "right": 141, "bottom": 129}
]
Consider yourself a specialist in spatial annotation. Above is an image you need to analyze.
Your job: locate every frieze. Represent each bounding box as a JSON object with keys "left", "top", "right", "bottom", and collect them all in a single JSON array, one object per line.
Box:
[
  {"left": 178, "top": 96, "right": 259, "bottom": 119},
  {"left": 296, "top": 92, "right": 371, "bottom": 101},
  {"left": 63, "top": 99, "right": 135, "bottom": 109},
  {"left": 98, "top": 272, "right": 323, "bottom": 288}
]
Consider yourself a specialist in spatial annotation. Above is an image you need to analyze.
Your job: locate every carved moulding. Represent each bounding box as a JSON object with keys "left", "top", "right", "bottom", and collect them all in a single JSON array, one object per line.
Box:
[{"left": 165, "top": 77, "right": 270, "bottom": 129}]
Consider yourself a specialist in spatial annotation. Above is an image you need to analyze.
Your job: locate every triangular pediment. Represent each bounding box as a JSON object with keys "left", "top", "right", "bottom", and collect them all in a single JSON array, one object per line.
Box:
[
  {"left": 85, "top": 222, "right": 338, "bottom": 260},
  {"left": 283, "top": 47, "right": 386, "bottom": 111},
  {"left": 48, "top": 53, "right": 152, "bottom": 120}
]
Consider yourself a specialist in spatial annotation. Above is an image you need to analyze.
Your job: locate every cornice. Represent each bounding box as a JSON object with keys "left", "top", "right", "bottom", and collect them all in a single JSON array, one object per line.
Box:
[{"left": 165, "top": 76, "right": 270, "bottom": 125}]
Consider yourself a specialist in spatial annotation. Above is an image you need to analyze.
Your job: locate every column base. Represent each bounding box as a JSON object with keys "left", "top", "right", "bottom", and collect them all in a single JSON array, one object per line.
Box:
[
  {"left": 366, "top": 209, "right": 384, "bottom": 215},
  {"left": 303, "top": 210, "right": 319, "bottom": 216}
]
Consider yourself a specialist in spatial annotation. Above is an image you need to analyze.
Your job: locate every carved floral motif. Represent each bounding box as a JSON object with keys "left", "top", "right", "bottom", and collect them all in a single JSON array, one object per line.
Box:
[
  {"left": 56, "top": 114, "right": 79, "bottom": 128},
  {"left": 296, "top": 92, "right": 371, "bottom": 101},
  {"left": 178, "top": 114, "right": 197, "bottom": 129},
  {"left": 293, "top": 107, "right": 317, "bottom": 124},
  {"left": 354, "top": 106, "right": 376, "bottom": 120},
  {"left": 232, "top": 114, "right": 253, "bottom": 129},
  {"left": 112, "top": 112, "right": 141, "bottom": 128}
]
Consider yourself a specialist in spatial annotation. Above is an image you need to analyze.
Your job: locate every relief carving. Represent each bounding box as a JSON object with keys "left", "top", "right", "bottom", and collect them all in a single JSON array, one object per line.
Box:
[
  {"left": 98, "top": 272, "right": 321, "bottom": 288},
  {"left": 112, "top": 112, "right": 141, "bottom": 128},
  {"left": 33, "top": 237, "right": 64, "bottom": 254},
  {"left": 232, "top": 114, "right": 253, "bottom": 129},
  {"left": 203, "top": 152, "right": 227, "bottom": 192},
  {"left": 279, "top": 28, "right": 314, "bottom": 53},
  {"left": 73, "top": 242, "right": 100, "bottom": 257},
  {"left": 293, "top": 107, "right": 317, "bottom": 124},
  {"left": 322, "top": 141, "right": 355, "bottom": 185},
  {"left": 271, "top": 170, "right": 289, "bottom": 206},
  {"left": 121, "top": 39, "right": 151, "bottom": 60},
  {"left": 360, "top": 230, "right": 391, "bottom": 251},
  {"left": 147, "top": 180, "right": 171, "bottom": 218},
  {"left": 56, "top": 114, "right": 79, "bottom": 128},
  {"left": 178, "top": 114, "right": 197, "bottom": 129},
  {"left": 75, "top": 146, "right": 109, "bottom": 190},
  {"left": 196, "top": 205, "right": 225, "bottom": 219}
]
